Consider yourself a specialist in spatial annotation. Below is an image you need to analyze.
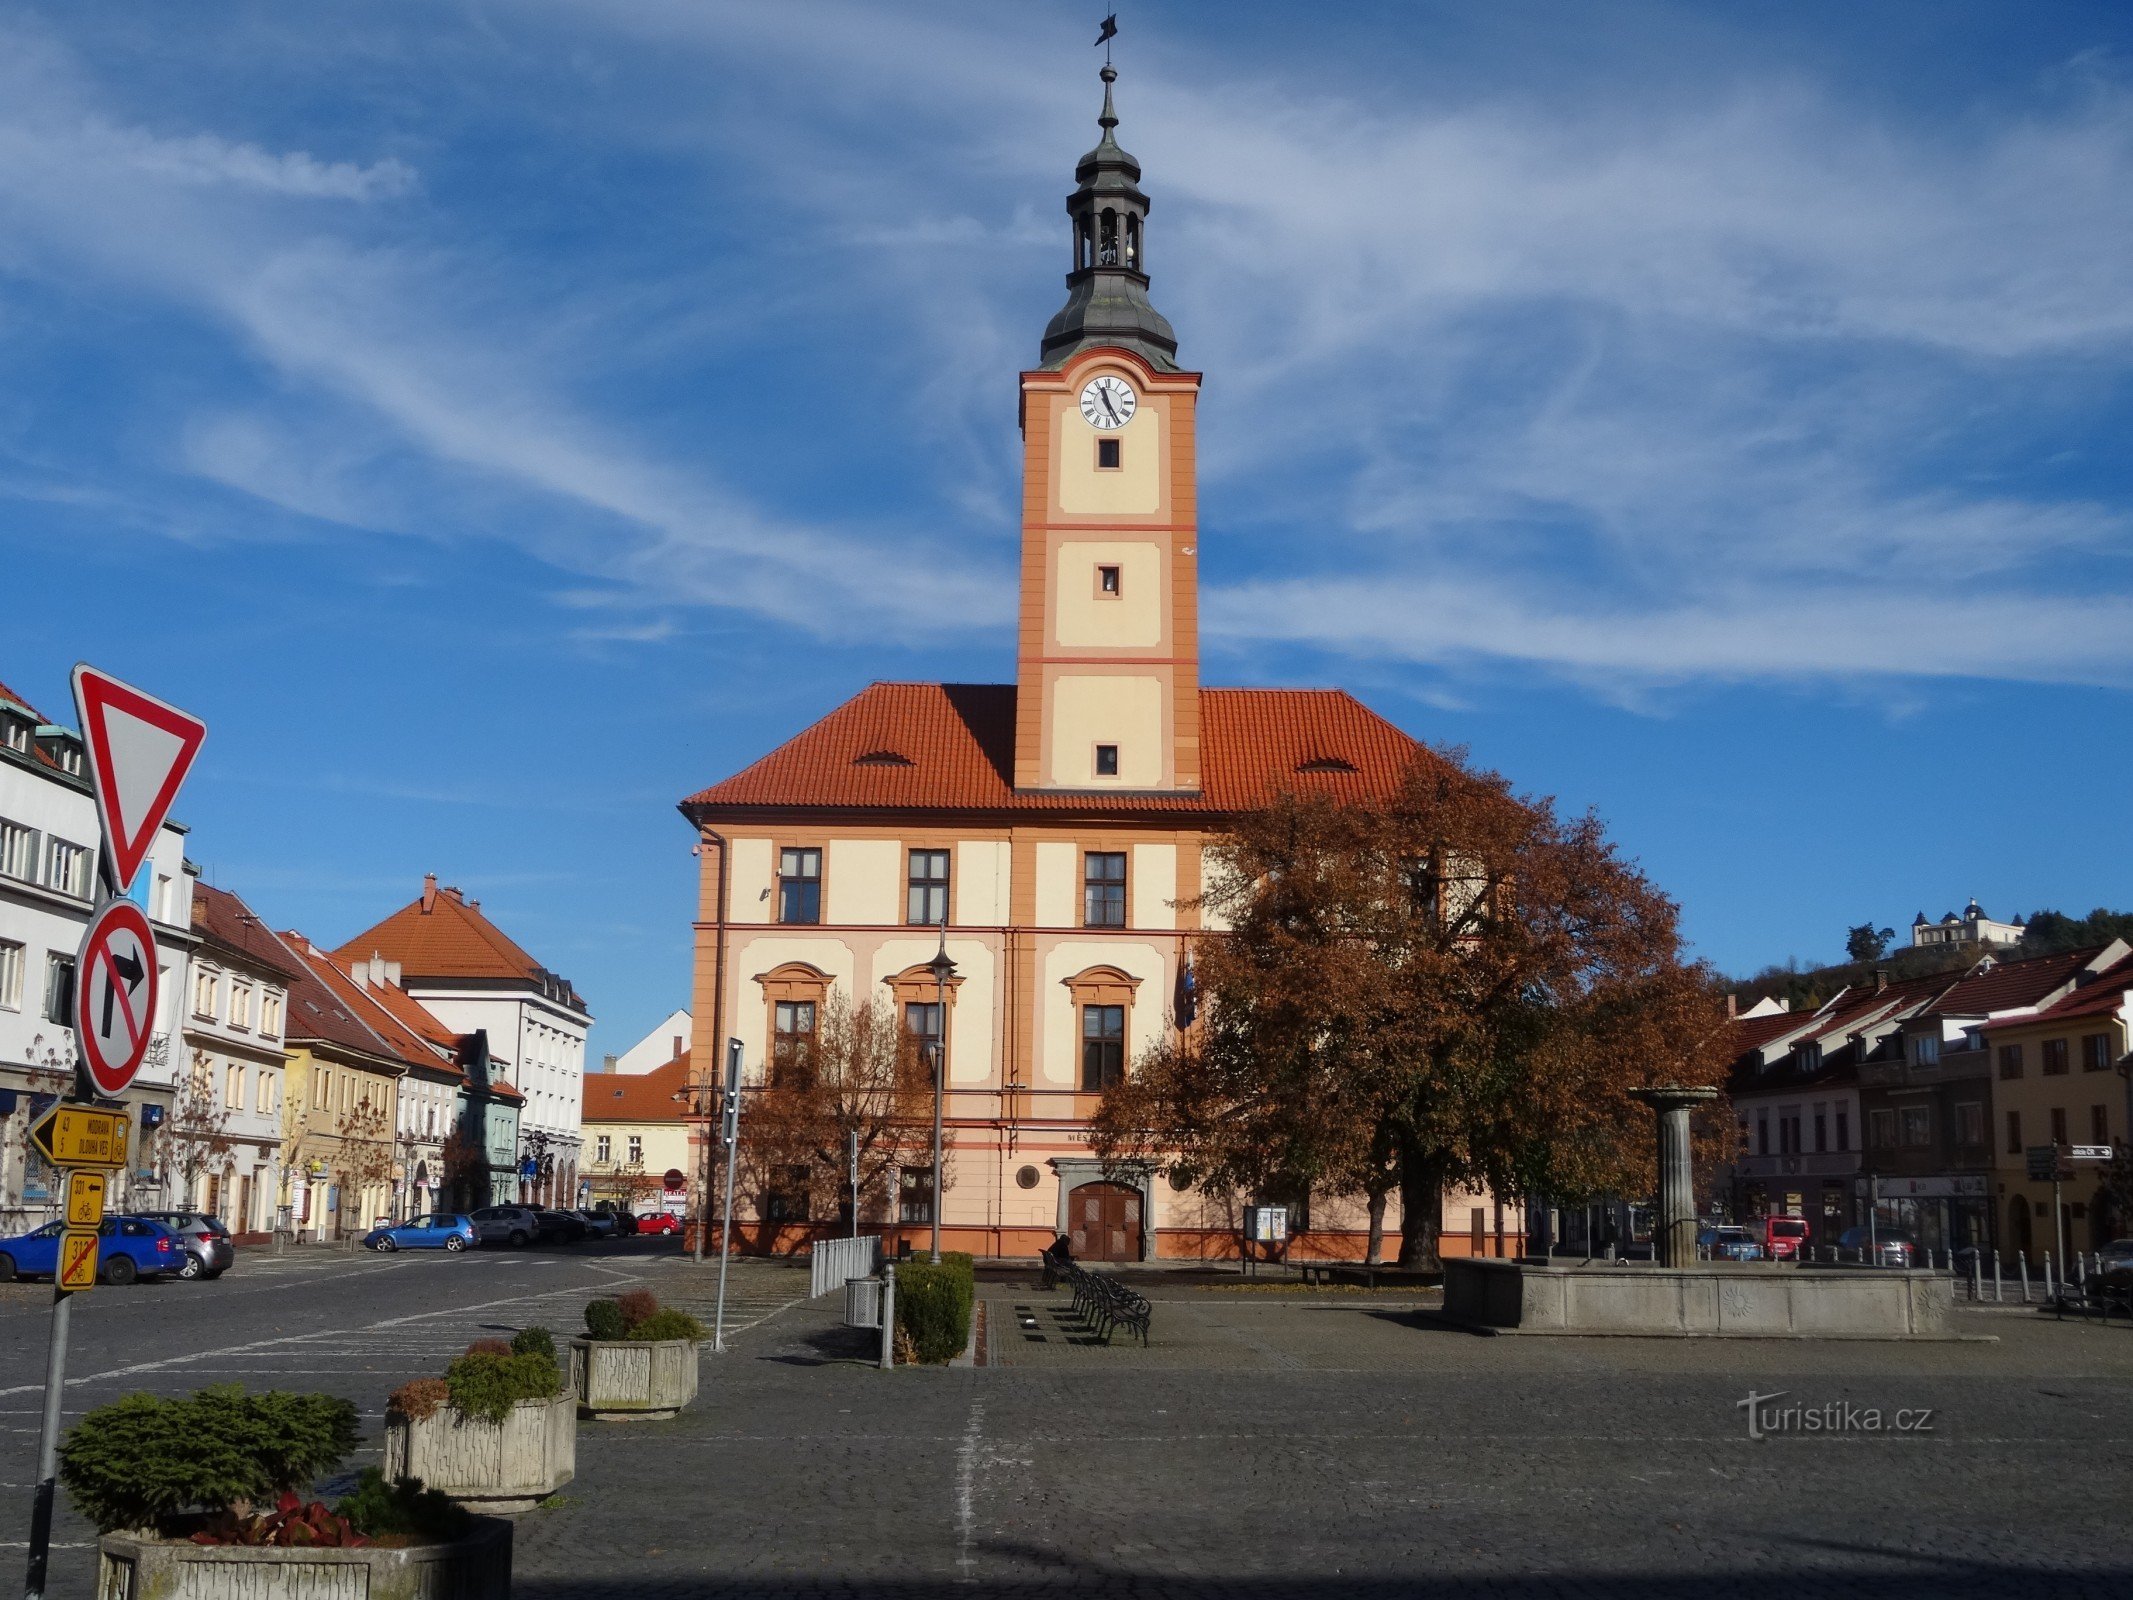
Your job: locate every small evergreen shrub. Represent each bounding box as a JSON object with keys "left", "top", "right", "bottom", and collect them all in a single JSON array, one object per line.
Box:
[
  {"left": 615, "top": 1288, "right": 659, "bottom": 1328},
  {"left": 443, "top": 1350, "right": 561, "bottom": 1425},
  {"left": 386, "top": 1379, "right": 450, "bottom": 1423},
  {"left": 59, "top": 1386, "right": 359, "bottom": 1535},
  {"left": 624, "top": 1307, "right": 706, "bottom": 1342},
  {"left": 894, "top": 1253, "right": 975, "bottom": 1365},
  {"left": 583, "top": 1298, "right": 626, "bottom": 1340},
  {"left": 334, "top": 1468, "right": 469, "bottom": 1545},
  {"left": 510, "top": 1326, "right": 556, "bottom": 1363}
]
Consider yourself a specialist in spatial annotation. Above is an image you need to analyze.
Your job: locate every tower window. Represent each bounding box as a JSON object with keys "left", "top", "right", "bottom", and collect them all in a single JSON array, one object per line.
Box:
[
  {"left": 1097, "top": 564, "right": 1121, "bottom": 596},
  {"left": 1095, "top": 744, "right": 1119, "bottom": 777},
  {"left": 1097, "top": 437, "right": 1121, "bottom": 469}
]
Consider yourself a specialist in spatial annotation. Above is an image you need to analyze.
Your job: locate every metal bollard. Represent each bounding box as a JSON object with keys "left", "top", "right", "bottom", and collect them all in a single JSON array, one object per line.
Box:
[{"left": 878, "top": 1262, "right": 897, "bottom": 1371}]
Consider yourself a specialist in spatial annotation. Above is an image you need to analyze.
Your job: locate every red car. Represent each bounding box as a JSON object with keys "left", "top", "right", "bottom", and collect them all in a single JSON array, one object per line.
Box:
[
  {"left": 1754, "top": 1215, "right": 1812, "bottom": 1260},
  {"left": 635, "top": 1212, "right": 681, "bottom": 1236}
]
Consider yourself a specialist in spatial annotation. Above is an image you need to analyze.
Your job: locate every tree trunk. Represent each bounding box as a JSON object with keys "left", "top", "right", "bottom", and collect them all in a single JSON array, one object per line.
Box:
[
  {"left": 1396, "top": 1145, "right": 1449, "bottom": 1270},
  {"left": 1364, "top": 1189, "right": 1387, "bottom": 1266}
]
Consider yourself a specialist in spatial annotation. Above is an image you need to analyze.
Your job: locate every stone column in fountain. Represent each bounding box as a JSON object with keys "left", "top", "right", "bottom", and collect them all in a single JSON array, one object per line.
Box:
[{"left": 1631, "top": 1086, "right": 1720, "bottom": 1268}]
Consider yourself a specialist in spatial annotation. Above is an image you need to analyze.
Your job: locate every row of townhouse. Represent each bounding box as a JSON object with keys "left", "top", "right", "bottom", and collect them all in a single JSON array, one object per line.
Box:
[
  {"left": 1726, "top": 940, "right": 2133, "bottom": 1257},
  {"left": 0, "top": 672, "right": 591, "bottom": 1237}
]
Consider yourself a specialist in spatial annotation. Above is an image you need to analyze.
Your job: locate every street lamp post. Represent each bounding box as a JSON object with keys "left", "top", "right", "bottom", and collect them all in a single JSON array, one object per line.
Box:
[{"left": 924, "top": 926, "right": 957, "bottom": 1266}]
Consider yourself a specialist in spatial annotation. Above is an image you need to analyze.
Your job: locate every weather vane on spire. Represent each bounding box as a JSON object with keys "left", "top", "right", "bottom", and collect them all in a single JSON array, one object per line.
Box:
[{"left": 1096, "top": 11, "right": 1117, "bottom": 64}]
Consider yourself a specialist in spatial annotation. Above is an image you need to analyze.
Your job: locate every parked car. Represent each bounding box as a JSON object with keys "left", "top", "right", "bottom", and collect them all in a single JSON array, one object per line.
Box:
[
  {"left": 134, "top": 1211, "right": 235, "bottom": 1281},
  {"left": 0, "top": 1216, "right": 184, "bottom": 1285},
  {"left": 363, "top": 1214, "right": 476, "bottom": 1252},
  {"left": 1753, "top": 1215, "right": 1811, "bottom": 1261},
  {"left": 635, "top": 1211, "right": 681, "bottom": 1236},
  {"left": 573, "top": 1210, "right": 618, "bottom": 1240},
  {"left": 529, "top": 1206, "right": 586, "bottom": 1244},
  {"left": 1697, "top": 1225, "right": 1763, "bottom": 1261},
  {"left": 1834, "top": 1225, "right": 1918, "bottom": 1266},
  {"left": 468, "top": 1205, "right": 547, "bottom": 1248}
]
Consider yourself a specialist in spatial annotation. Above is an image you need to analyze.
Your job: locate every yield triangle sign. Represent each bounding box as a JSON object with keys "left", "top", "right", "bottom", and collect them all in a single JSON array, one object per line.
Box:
[{"left": 70, "top": 664, "right": 207, "bottom": 896}]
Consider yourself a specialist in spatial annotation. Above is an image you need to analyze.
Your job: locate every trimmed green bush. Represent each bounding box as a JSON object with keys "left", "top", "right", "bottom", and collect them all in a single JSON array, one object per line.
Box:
[
  {"left": 334, "top": 1468, "right": 469, "bottom": 1544},
  {"left": 624, "top": 1307, "right": 706, "bottom": 1342},
  {"left": 510, "top": 1326, "right": 556, "bottom": 1362},
  {"left": 583, "top": 1299, "right": 626, "bottom": 1341},
  {"left": 894, "top": 1252, "right": 975, "bottom": 1364},
  {"left": 443, "top": 1350, "right": 562, "bottom": 1425},
  {"left": 59, "top": 1386, "right": 359, "bottom": 1535}
]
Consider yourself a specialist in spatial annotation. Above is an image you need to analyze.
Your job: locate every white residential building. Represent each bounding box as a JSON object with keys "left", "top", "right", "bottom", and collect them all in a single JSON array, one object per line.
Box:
[
  {"left": 0, "top": 674, "right": 195, "bottom": 1226},
  {"left": 333, "top": 876, "right": 590, "bottom": 1207}
]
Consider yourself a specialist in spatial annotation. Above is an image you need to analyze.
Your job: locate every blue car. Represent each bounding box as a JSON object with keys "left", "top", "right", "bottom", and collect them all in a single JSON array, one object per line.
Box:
[
  {"left": 364, "top": 1213, "right": 476, "bottom": 1253},
  {"left": 0, "top": 1216, "right": 183, "bottom": 1284}
]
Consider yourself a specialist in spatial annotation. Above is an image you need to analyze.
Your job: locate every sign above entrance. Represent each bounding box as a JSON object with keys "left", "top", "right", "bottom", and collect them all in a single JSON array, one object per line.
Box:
[{"left": 70, "top": 663, "right": 207, "bottom": 896}]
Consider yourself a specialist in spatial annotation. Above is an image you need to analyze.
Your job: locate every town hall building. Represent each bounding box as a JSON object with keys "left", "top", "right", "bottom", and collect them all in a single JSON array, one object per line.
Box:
[{"left": 679, "top": 67, "right": 1506, "bottom": 1262}]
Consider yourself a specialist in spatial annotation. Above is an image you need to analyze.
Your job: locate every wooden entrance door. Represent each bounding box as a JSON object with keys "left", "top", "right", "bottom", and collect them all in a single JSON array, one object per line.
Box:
[{"left": 1068, "top": 1182, "right": 1142, "bottom": 1262}]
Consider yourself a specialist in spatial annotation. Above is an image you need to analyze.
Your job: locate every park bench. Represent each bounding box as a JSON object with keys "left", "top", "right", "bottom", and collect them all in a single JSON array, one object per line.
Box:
[{"left": 1038, "top": 1249, "right": 1153, "bottom": 1346}]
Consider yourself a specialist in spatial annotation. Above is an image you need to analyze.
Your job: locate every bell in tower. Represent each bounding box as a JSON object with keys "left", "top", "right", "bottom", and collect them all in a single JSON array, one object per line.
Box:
[{"left": 1040, "top": 65, "right": 1179, "bottom": 372}]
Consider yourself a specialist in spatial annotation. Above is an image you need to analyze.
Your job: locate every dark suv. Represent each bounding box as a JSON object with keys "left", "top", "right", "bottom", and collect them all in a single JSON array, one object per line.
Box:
[{"left": 135, "top": 1212, "right": 235, "bottom": 1280}]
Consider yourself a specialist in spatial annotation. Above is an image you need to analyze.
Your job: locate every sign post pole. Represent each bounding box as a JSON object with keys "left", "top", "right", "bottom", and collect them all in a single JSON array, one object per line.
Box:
[{"left": 712, "top": 1038, "right": 743, "bottom": 1354}]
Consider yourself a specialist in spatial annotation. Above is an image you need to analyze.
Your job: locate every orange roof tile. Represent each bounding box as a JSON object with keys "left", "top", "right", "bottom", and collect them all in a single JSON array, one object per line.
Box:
[
  {"left": 191, "top": 883, "right": 302, "bottom": 984},
  {"left": 581, "top": 1053, "right": 692, "bottom": 1123},
  {"left": 679, "top": 683, "right": 1428, "bottom": 818},
  {"left": 333, "top": 880, "right": 584, "bottom": 1010}
]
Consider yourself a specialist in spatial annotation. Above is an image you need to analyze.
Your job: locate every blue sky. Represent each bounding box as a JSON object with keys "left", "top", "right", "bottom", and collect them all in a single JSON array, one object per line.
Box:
[{"left": 3, "top": 1, "right": 2131, "bottom": 1060}]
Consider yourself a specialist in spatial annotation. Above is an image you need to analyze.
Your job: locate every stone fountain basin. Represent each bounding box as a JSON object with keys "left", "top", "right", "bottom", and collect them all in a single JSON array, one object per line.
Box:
[{"left": 1442, "top": 1257, "right": 1960, "bottom": 1339}]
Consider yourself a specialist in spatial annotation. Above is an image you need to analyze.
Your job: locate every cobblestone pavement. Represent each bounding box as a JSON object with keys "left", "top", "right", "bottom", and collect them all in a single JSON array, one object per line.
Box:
[
  {"left": 503, "top": 1274, "right": 2133, "bottom": 1600},
  {"left": 6, "top": 1247, "right": 2132, "bottom": 1598}
]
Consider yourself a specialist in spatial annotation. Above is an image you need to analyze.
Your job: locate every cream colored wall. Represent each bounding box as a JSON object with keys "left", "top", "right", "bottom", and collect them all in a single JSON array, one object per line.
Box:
[
  {"left": 1039, "top": 940, "right": 1168, "bottom": 1087},
  {"left": 729, "top": 838, "right": 774, "bottom": 925},
  {"left": 827, "top": 838, "right": 901, "bottom": 925},
  {"left": 956, "top": 840, "right": 1010, "bottom": 925},
  {"left": 1048, "top": 675, "right": 1163, "bottom": 787},
  {"left": 1131, "top": 843, "right": 1177, "bottom": 930},
  {"left": 1055, "top": 395, "right": 1160, "bottom": 516},
  {"left": 1034, "top": 841, "right": 1077, "bottom": 928},
  {"left": 1054, "top": 541, "right": 1162, "bottom": 648},
  {"left": 868, "top": 937, "right": 997, "bottom": 1087},
  {"left": 730, "top": 935, "right": 859, "bottom": 1082}
]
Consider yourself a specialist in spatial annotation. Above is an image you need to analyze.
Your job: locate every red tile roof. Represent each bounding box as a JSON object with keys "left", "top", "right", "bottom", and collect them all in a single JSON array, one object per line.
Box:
[
  {"left": 679, "top": 683, "right": 1430, "bottom": 818},
  {"left": 191, "top": 883, "right": 302, "bottom": 984},
  {"left": 581, "top": 1053, "right": 692, "bottom": 1123},
  {"left": 333, "top": 880, "right": 583, "bottom": 1009}
]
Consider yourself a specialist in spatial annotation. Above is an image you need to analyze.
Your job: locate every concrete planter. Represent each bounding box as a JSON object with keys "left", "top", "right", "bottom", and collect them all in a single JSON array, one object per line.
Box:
[
  {"left": 567, "top": 1337, "right": 700, "bottom": 1420},
  {"left": 96, "top": 1517, "right": 510, "bottom": 1600},
  {"left": 384, "top": 1393, "right": 575, "bottom": 1513}
]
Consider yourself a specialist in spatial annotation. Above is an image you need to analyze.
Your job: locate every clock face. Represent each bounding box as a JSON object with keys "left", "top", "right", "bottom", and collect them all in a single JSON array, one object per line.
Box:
[{"left": 1079, "top": 375, "right": 1137, "bottom": 430}]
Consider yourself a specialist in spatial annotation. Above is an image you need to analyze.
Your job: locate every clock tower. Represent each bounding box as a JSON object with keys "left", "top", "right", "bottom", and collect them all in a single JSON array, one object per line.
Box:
[{"left": 1014, "top": 65, "right": 1202, "bottom": 794}]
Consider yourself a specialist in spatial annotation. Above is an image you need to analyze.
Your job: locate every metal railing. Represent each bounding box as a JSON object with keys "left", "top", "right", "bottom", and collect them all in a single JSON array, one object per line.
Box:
[{"left": 809, "top": 1233, "right": 883, "bottom": 1299}]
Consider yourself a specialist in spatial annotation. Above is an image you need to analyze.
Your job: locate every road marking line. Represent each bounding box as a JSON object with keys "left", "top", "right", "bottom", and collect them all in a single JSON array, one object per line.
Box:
[{"left": 0, "top": 1265, "right": 648, "bottom": 1398}]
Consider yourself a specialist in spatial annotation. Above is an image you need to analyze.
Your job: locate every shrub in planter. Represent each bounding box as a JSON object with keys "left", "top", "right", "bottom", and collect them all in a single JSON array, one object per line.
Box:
[
  {"left": 62, "top": 1388, "right": 507, "bottom": 1600},
  {"left": 385, "top": 1328, "right": 575, "bottom": 1513},
  {"left": 895, "top": 1252, "right": 975, "bottom": 1364},
  {"left": 571, "top": 1291, "right": 704, "bottom": 1419}
]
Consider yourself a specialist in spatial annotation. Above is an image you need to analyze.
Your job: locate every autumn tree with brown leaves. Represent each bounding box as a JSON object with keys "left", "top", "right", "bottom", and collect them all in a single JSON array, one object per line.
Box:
[
  {"left": 737, "top": 990, "right": 946, "bottom": 1236},
  {"left": 1091, "top": 749, "right": 1730, "bottom": 1268}
]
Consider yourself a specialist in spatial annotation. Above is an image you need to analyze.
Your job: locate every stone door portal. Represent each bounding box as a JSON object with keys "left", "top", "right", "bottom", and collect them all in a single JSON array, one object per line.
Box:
[{"left": 1069, "top": 1182, "right": 1143, "bottom": 1262}]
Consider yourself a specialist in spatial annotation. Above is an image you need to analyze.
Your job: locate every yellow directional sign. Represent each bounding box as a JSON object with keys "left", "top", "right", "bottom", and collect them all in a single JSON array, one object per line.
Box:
[
  {"left": 29, "top": 1105, "right": 128, "bottom": 1169},
  {"left": 58, "top": 1229, "right": 99, "bottom": 1291},
  {"left": 63, "top": 1171, "right": 108, "bottom": 1228}
]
